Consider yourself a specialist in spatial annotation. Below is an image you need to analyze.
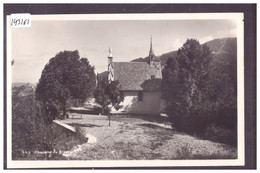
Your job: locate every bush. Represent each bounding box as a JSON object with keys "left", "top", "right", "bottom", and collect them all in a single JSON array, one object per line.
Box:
[
  {"left": 176, "top": 143, "right": 193, "bottom": 159},
  {"left": 169, "top": 113, "right": 212, "bottom": 136},
  {"left": 12, "top": 85, "right": 91, "bottom": 160},
  {"left": 12, "top": 85, "right": 45, "bottom": 158},
  {"left": 93, "top": 106, "right": 102, "bottom": 115},
  {"left": 213, "top": 108, "right": 237, "bottom": 132},
  {"left": 167, "top": 109, "right": 237, "bottom": 146},
  {"left": 168, "top": 110, "right": 237, "bottom": 146},
  {"left": 205, "top": 123, "right": 237, "bottom": 146}
]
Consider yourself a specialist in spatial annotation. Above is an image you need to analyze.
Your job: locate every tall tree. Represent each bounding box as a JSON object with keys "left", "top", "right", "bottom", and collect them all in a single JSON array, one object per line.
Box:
[
  {"left": 162, "top": 39, "right": 213, "bottom": 131},
  {"left": 35, "top": 50, "right": 96, "bottom": 119}
]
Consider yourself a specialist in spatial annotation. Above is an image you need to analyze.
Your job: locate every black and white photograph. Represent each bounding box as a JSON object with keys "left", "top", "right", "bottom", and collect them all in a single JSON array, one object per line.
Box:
[{"left": 4, "top": 4, "right": 255, "bottom": 169}]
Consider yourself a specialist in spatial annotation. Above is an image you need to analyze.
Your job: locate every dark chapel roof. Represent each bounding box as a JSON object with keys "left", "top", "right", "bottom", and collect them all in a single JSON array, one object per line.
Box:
[
  {"left": 101, "top": 36, "right": 162, "bottom": 91},
  {"left": 114, "top": 62, "right": 162, "bottom": 91}
]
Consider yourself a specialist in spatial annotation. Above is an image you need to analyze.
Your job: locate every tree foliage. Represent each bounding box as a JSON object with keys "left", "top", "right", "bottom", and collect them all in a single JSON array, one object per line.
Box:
[
  {"left": 12, "top": 85, "right": 86, "bottom": 159},
  {"left": 94, "top": 79, "right": 124, "bottom": 115},
  {"left": 162, "top": 39, "right": 237, "bottom": 145},
  {"left": 162, "top": 39, "right": 213, "bottom": 128},
  {"left": 208, "top": 52, "right": 237, "bottom": 113},
  {"left": 12, "top": 85, "right": 46, "bottom": 158},
  {"left": 35, "top": 50, "right": 96, "bottom": 119}
]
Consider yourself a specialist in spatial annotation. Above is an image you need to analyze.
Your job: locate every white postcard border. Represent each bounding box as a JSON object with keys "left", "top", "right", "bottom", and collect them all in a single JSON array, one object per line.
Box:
[{"left": 6, "top": 13, "right": 244, "bottom": 168}]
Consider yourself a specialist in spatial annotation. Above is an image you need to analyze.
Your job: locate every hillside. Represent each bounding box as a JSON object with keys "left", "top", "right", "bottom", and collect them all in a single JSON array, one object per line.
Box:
[
  {"left": 131, "top": 37, "right": 237, "bottom": 66},
  {"left": 205, "top": 37, "right": 237, "bottom": 54},
  {"left": 12, "top": 82, "right": 36, "bottom": 89},
  {"left": 12, "top": 83, "right": 36, "bottom": 97}
]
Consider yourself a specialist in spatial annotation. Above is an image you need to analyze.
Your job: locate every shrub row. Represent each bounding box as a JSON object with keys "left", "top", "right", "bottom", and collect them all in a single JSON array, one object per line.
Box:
[{"left": 169, "top": 108, "right": 237, "bottom": 146}]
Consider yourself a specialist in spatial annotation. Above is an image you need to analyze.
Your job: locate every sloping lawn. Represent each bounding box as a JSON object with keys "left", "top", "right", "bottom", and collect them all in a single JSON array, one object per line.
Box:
[
  {"left": 59, "top": 114, "right": 237, "bottom": 160},
  {"left": 15, "top": 123, "right": 88, "bottom": 160}
]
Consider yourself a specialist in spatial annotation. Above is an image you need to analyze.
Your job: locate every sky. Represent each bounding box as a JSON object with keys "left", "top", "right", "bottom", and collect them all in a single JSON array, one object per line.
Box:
[{"left": 11, "top": 19, "right": 237, "bottom": 84}]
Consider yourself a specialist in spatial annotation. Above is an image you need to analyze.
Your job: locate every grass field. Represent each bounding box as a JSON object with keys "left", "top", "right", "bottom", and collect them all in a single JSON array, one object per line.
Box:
[{"left": 58, "top": 114, "right": 237, "bottom": 160}]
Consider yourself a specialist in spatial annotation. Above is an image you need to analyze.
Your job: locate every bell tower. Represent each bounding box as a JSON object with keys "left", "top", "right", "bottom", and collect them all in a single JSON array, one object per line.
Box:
[{"left": 108, "top": 47, "right": 114, "bottom": 83}]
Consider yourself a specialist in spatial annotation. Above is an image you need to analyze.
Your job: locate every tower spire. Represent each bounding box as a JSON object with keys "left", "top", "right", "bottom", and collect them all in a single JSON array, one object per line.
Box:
[
  {"left": 108, "top": 46, "right": 114, "bottom": 83},
  {"left": 149, "top": 35, "right": 155, "bottom": 63},
  {"left": 149, "top": 35, "right": 154, "bottom": 56},
  {"left": 108, "top": 46, "right": 112, "bottom": 57}
]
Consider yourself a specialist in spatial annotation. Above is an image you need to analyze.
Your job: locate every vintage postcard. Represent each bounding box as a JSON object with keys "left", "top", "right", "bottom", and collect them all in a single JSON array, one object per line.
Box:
[{"left": 5, "top": 11, "right": 245, "bottom": 168}]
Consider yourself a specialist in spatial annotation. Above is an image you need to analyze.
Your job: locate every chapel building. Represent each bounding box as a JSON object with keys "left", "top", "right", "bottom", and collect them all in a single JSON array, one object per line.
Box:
[{"left": 107, "top": 37, "right": 163, "bottom": 115}]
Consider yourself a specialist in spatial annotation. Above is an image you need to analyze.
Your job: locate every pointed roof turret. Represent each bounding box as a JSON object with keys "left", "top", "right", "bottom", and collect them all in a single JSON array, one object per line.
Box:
[
  {"left": 108, "top": 46, "right": 114, "bottom": 82},
  {"left": 149, "top": 36, "right": 156, "bottom": 62},
  {"left": 149, "top": 36, "right": 154, "bottom": 56},
  {"left": 108, "top": 46, "right": 113, "bottom": 57}
]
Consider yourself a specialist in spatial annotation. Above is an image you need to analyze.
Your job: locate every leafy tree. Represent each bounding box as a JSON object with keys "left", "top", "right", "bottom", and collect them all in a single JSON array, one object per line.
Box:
[
  {"left": 94, "top": 79, "right": 124, "bottom": 115},
  {"left": 162, "top": 39, "right": 213, "bottom": 131},
  {"left": 35, "top": 50, "right": 96, "bottom": 120},
  {"left": 161, "top": 57, "right": 179, "bottom": 122}
]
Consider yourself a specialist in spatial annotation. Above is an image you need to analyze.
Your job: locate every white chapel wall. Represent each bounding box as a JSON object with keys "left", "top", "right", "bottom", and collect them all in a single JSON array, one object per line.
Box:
[{"left": 117, "top": 91, "right": 162, "bottom": 115}]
